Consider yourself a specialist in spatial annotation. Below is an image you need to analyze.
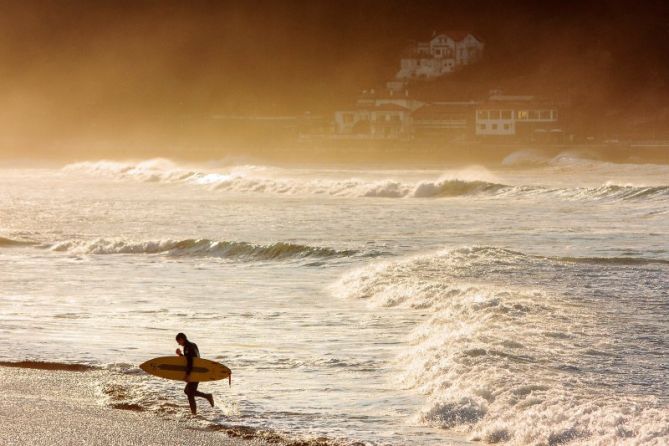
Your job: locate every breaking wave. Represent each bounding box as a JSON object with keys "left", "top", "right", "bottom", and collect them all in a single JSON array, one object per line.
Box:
[
  {"left": 571, "top": 183, "right": 669, "bottom": 201},
  {"left": 412, "top": 179, "right": 508, "bottom": 197},
  {"left": 502, "top": 150, "right": 610, "bottom": 168},
  {"left": 63, "top": 159, "right": 508, "bottom": 198},
  {"left": 62, "top": 159, "right": 669, "bottom": 202},
  {"left": 333, "top": 247, "right": 669, "bottom": 445},
  {"left": 39, "top": 238, "right": 359, "bottom": 261}
]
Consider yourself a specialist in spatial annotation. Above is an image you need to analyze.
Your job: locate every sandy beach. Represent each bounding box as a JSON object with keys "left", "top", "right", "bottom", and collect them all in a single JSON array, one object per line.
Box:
[{"left": 0, "top": 363, "right": 270, "bottom": 446}]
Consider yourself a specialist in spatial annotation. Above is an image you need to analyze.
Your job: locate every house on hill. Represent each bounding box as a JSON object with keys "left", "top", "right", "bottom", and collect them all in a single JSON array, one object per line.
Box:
[{"left": 396, "top": 31, "right": 484, "bottom": 80}]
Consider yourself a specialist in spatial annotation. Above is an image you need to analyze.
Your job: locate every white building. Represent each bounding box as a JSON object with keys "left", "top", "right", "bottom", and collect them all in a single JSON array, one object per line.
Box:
[
  {"left": 334, "top": 95, "right": 424, "bottom": 139},
  {"left": 396, "top": 31, "right": 484, "bottom": 80},
  {"left": 475, "top": 94, "right": 561, "bottom": 140}
]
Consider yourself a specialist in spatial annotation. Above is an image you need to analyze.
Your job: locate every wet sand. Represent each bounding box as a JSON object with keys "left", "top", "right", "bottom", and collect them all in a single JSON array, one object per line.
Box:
[{"left": 0, "top": 364, "right": 268, "bottom": 446}]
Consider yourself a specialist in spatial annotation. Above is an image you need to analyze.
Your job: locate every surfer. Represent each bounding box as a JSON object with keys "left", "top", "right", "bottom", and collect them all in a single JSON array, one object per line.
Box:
[{"left": 175, "top": 332, "right": 215, "bottom": 414}]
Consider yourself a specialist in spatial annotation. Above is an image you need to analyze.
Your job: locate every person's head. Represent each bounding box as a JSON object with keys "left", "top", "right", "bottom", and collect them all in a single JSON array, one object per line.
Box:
[{"left": 176, "top": 332, "right": 188, "bottom": 346}]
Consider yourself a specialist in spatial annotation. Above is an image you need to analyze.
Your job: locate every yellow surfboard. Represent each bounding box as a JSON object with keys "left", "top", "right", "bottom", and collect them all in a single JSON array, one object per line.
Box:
[{"left": 139, "top": 356, "right": 231, "bottom": 384}]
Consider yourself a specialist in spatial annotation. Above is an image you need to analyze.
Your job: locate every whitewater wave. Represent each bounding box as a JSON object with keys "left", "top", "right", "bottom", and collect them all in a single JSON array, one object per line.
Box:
[
  {"left": 63, "top": 159, "right": 506, "bottom": 198},
  {"left": 502, "top": 149, "right": 553, "bottom": 167},
  {"left": 333, "top": 247, "right": 669, "bottom": 445},
  {"left": 567, "top": 183, "right": 669, "bottom": 201},
  {"left": 501, "top": 150, "right": 614, "bottom": 168},
  {"left": 38, "top": 238, "right": 359, "bottom": 261},
  {"left": 62, "top": 159, "right": 669, "bottom": 202},
  {"left": 504, "top": 149, "right": 669, "bottom": 177}
]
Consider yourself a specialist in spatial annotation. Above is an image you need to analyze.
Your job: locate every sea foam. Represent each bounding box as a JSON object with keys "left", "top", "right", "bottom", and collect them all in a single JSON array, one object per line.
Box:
[
  {"left": 333, "top": 247, "right": 669, "bottom": 445},
  {"left": 40, "top": 238, "right": 358, "bottom": 261},
  {"left": 62, "top": 159, "right": 669, "bottom": 202}
]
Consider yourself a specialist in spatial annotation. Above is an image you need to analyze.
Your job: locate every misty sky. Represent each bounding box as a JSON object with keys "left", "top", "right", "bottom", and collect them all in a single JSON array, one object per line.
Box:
[{"left": 2, "top": 0, "right": 669, "bottom": 158}]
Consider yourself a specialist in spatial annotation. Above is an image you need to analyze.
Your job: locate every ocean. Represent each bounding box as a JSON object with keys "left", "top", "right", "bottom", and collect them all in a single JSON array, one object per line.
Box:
[{"left": 0, "top": 155, "right": 667, "bottom": 445}]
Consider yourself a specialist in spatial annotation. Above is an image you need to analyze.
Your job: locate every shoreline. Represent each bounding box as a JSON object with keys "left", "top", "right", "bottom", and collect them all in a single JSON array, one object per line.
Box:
[{"left": 0, "top": 362, "right": 342, "bottom": 446}]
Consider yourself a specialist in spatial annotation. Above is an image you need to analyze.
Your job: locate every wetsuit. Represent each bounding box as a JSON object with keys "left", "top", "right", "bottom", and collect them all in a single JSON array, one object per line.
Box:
[{"left": 183, "top": 341, "right": 211, "bottom": 414}]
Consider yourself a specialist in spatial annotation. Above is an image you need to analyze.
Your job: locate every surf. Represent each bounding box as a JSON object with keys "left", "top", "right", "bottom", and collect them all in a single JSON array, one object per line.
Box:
[
  {"left": 61, "top": 159, "right": 669, "bottom": 202},
  {"left": 35, "top": 238, "right": 361, "bottom": 261},
  {"left": 333, "top": 246, "right": 669, "bottom": 445}
]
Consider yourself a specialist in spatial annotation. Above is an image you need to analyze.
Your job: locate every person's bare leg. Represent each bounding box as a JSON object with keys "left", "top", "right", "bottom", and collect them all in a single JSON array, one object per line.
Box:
[{"left": 194, "top": 389, "right": 214, "bottom": 407}]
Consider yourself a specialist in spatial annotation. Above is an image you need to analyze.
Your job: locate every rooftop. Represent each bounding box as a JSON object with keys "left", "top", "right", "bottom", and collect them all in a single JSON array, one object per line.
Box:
[{"left": 432, "top": 31, "right": 484, "bottom": 42}]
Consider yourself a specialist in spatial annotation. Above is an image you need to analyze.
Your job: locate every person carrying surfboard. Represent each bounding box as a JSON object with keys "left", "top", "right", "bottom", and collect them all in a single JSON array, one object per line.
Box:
[{"left": 176, "top": 332, "right": 215, "bottom": 414}]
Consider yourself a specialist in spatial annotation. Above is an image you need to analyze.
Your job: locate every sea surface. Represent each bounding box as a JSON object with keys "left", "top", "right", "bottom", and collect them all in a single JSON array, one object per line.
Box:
[{"left": 0, "top": 154, "right": 667, "bottom": 445}]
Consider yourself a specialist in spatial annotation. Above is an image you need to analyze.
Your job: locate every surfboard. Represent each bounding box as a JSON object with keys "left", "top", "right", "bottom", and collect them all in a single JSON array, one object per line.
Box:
[{"left": 139, "top": 356, "right": 231, "bottom": 384}]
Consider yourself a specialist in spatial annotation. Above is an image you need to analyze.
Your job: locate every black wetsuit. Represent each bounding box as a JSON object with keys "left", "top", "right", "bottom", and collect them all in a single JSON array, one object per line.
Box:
[{"left": 183, "top": 340, "right": 211, "bottom": 414}]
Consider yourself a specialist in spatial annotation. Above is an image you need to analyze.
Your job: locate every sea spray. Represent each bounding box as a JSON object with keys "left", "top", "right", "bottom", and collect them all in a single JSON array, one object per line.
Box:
[
  {"left": 334, "top": 247, "right": 669, "bottom": 445},
  {"left": 62, "top": 159, "right": 669, "bottom": 201}
]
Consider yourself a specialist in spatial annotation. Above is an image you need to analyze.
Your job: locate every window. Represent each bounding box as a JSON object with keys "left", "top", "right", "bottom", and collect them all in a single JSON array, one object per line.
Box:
[
  {"left": 477, "top": 110, "right": 488, "bottom": 120},
  {"left": 529, "top": 110, "right": 540, "bottom": 120},
  {"left": 517, "top": 111, "right": 529, "bottom": 120},
  {"left": 490, "top": 110, "right": 500, "bottom": 119},
  {"left": 504, "top": 124, "right": 510, "bottom": 130},
  {"left": 492, "top": 124, "right": 498, "bottom": 130},
  {"left": 540, "top": 110, "right": 551, "bottom": 120},
  {"left": 479, "top": 123, "right": 486, "bottom": 130},
  {"left": 501, "top": 110, "right": 512, "bottom": 119}
]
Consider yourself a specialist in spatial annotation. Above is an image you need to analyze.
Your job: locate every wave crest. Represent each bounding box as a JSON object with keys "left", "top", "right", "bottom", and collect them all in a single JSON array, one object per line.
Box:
[
  {"left": 412, "top": 179, "right": 508, "bottom": 197},
  {"left": 62, "top": 159, "right": 669, "bottom": 203},
  {"left": 42, "top": 238, "right": 358, "bottom": 260},
  {"left": 333, "top": 247, "right": 669, "bottom": 444}
]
